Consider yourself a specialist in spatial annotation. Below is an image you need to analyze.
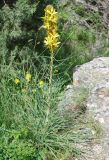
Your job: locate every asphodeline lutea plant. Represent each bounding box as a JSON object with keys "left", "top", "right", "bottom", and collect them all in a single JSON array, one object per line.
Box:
[{"left": 43, "top": 5, "right": 60, "bottom": 103}]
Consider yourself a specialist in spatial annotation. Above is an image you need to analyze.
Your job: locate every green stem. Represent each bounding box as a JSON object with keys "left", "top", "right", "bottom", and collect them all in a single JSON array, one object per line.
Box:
[
  {"left": 49, "top": 53, "right": 54, "bottom": 97},
  {"left": 46, "top": 53, "right": 54, "bottom": 122}
]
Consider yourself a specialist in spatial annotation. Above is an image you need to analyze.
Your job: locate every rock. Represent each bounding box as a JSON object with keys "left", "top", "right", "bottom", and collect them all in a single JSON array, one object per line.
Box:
[
  {"left": 60, "top": 57, "right": 109, "bottom": 159},
  {"left": 73, "top": 57, "right": 109, "bottom": 88},
  {"left": 77, "top": 58, "right": 109, "bottom": 159},
  {"left": 86, "top": 82, "right": 109, "bottom": 159},
  {"left": 58, "top": 85, "right": 88, "bottom": 112}
]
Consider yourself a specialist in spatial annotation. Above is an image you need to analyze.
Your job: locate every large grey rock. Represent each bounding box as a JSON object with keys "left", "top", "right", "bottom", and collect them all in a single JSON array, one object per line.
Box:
[
  {"left": 59, "top": 57, "right": 109, "bottom": 160},
  {"left": 73, "top": 57, "right": 109, "bottom": 88},
  {"left": 76, "top": 58, "right": 109, "bottom": 160}
]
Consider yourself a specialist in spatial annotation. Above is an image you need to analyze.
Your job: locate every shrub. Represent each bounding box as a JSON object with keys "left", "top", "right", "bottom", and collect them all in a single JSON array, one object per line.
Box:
[{"left": 0, "top": 128, "right": 36, "bottom": 160}]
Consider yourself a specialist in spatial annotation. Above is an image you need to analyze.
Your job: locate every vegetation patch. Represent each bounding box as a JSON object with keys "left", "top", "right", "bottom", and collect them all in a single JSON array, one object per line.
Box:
[{"left": 0, "top": 0, "right": 108, "bottom": 159}]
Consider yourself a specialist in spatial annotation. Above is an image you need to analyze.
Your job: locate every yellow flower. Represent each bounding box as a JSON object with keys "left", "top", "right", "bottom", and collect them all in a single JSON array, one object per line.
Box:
[
  {"left": 43, "top": 21, "right": 57, "bottom": 31},
  {"left": 45, "top": 5, "right": 57, "bottom": 15},
  {"left": 43, "top": 5, "right": 60, "bottom": 53},
  {"left": 43, "top": 5, "right": 58, "bottom": 30},
  {"left": 25, "top": 73, "right": 32, "bottom": 82},
  {"left": 44, "top": 32, "right": 60, "bottom": 53},
  {"left": 15, "top": 78, "right": 20, "bottom": 84},
  {"left": 44, "top": 5, "right": 58, "bottom": 25},
  {"left": 39, "top": 80, "right": 45, "bottom": 88}
]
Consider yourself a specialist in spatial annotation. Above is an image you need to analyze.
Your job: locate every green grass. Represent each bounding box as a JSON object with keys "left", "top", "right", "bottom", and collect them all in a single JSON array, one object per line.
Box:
[{"left": 0, "top": 64, "right": 97, "bottom": 160}]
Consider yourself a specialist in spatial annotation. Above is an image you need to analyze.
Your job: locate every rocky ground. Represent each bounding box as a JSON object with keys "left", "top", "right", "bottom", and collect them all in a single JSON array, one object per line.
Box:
[{"left": 59, "top": 57, "right": 109, "bottom": 160}]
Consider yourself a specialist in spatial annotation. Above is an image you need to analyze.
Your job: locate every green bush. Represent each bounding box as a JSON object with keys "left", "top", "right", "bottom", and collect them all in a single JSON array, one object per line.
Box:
[
  {"left": 0, "top": 129, "right": 36, "bottom": 160},
  {"left": 0, "top": 0, "right": 52, "bottom": 69},
  {"left": 55, "top": 0, "right": 108, "bottom": 80}
]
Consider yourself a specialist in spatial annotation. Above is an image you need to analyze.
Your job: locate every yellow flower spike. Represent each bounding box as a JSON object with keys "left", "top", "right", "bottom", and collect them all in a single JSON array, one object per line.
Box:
[
  {"left": 39, "top": 80, "right": 45, "bottom": 88},
  {"left": 43, "top": 5, "right": 60, "bottom": 53},
  {"left": 15, "top": 78, "right": 20, "bottom": 85},
  {"left": 25, "top": 73, "right": 32, "bottom": 82}
]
